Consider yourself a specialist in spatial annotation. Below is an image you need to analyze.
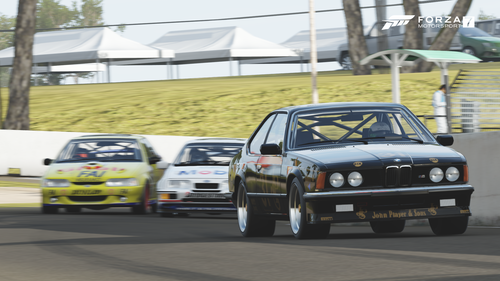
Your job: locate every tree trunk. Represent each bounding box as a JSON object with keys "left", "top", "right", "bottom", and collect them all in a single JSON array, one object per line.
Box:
[
  {"left": 418, "top": 0, "right": 473, "bottom": 72},
  {"left": 402, "top": 0, "right": 423, "bottom": 73},
  {"left": 4, "top": 0, "right": 37, "bottom": 130},
  {"left": 342, "top": 0, "right": 371, "bottom": 75}
]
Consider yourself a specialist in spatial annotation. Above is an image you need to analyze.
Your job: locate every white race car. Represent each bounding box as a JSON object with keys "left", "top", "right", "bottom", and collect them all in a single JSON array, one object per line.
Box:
[{"left": 157, "top": 138, "right": 245, "bottom": 216}]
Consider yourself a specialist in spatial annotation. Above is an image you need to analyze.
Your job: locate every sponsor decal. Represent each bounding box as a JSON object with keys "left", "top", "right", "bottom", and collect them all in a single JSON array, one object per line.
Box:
[
  {"left": 356, "top": 208, "right": 367, "bottom": 220},
  {"left": 430, "top": 158, "right": 438, "bottom": 163},
  {"left": 177, "top": 170, "right": 227, "bottom": 176},
  {"left": 321, "top": 217, "right": 333, "bottom": 221},
  {"left": 56, "top": 166, "right": 125, "bottom": 173},
  {"left": 61, "top": 190, "right": 67, "bottom": 195},
  {"left": 77, "top": 171, "right": 106, "bottom": 178},
  {"left": 71, "top": 190, "right": 102, "bottom": 195},
  {"left": 287, "top": 166, "right": 292, "bottom": 175},
  {"left": 186, "top": 193, "right": 226, "bottom": 199},
  {"left": 460, "top": 209, "right": 470, "bottom": 214},
  {"left": 108, "top": 189, "right": 115, "bottom": 195},
  {"left": 353, "top": 162, "right": 363, "bottom": 167}
]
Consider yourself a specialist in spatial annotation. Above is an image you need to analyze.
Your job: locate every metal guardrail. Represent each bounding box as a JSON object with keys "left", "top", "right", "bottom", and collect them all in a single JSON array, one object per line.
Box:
[{"left": 449, "top": 70, "right": 500, "bottom": 132}]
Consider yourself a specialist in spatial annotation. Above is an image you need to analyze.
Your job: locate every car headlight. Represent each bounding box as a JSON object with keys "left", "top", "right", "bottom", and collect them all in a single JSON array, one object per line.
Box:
[
  {"left": 168, "top": 180, "right": 191, "bottom": 189},
  {"left": 482, "top": 42, "right": 493, "bottom": 48},
  {"left": 42, "top": 179, "right": 70, "bottom": 187},
  {"left": 445, "top": 167, "right": 460, "bottom": 182},
  {"left": 106, "top": 178, "right": 138, "bottom": 187},
  {"left": 330, "top": 172, "right": 344, "bottom": 188},
  {"left": 347, "top": 172, "right": 363, "bottom": 187},
  {"left": 429, "top": 168, "right": 444, "bottom": 183}
]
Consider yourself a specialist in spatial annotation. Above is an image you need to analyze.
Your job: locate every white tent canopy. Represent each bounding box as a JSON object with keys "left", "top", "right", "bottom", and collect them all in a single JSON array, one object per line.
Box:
[
  {"left": 241, "top": 27, "right": 348, "bottom": 65},
  {"left": 111, "top": 26, "right": 297, "bottom": 76},
  {"left": 0, "top": 27, "right": 170, "bottom": 66}
]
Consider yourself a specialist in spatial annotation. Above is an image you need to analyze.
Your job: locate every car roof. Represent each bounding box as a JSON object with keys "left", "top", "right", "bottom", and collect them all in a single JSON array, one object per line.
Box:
[
  {"left": 273, "top": 102, "right": 406, "bottom": 114},
  {"left": 71, "top": 134, "right": 145, "bottom": 141},
  {"left": 184, "top": 138, "right": 247, "bottom": 145}
]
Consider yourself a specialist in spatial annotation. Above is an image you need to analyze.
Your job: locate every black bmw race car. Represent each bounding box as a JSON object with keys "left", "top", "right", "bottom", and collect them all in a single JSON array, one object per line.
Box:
[{"left": 228, "top": 102, "right": 473, "bottom": 239}]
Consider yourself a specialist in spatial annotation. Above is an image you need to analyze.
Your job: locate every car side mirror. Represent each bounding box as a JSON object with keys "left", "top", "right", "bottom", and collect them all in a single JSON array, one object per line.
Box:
[
  {"left": 156, "top": 161, "right": 169, "bottom": 169},
  {"left": 436, "top": 135, "right": 454, "bottom": 146},
  {"left": 149, "top": 156, "right": 161, "bottom": 165},
  {"left": 260, "top": 143, "right": 282, "bottom": 155},
  {"left": 43, "top": 158, "right": 52, "bottom": 166}
]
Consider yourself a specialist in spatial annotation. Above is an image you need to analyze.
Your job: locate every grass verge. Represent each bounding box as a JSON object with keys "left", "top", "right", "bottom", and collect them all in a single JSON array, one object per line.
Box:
[{"left": 2, "top": 63, "right": 500, "bottom": 137}]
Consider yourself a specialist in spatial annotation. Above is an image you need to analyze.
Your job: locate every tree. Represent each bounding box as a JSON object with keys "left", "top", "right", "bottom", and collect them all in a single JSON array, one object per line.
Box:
[
  {"left": 1, "top": 13, "right": 16, "bottom": 126},
  {"left": 342, "top": 0, "right": 371, "bottom": 75},
  {"left": 36, "top": 0, "right": 76, "bottom": 30},
  {"left": 418, "top": 0, "right": 473, "bottom": 72},
  {"left": 402, "top": 0, "right": 423, "bottom": 73},
  {"left": 71, "top": 0, "right": 104, "bottom": 27},
  {"left": 4, "top": 0, "right": 37, "bottom": 130},
  {"left": 478, "top": 9, "right": 496, "bottom": 20}
]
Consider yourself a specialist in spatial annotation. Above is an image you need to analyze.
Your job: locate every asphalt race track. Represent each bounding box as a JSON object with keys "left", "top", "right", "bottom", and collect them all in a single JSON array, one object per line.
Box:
[{"left": 1, "top": 208, "right": 499, "bottom": 281}]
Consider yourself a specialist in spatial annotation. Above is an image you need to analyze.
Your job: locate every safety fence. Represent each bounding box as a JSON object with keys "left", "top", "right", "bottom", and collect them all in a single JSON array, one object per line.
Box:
[{"left": 449, "top": 70, "right": 500, "bottom": 133}]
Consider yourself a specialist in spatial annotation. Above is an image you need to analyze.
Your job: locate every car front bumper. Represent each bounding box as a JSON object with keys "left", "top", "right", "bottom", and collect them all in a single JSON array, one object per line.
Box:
[
  {"left": 41, "top": 185, "right": 146, "bottom": 207},
  {"left": 157, "top": 191, "right": 235, "bottom": 213},
  {"left": 303, "top": 184, "right": 474, "bottom": 224}
]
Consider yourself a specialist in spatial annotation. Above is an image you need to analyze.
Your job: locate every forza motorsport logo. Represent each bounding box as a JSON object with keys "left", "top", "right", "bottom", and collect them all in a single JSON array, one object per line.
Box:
[
  {"left": 382, "top": 15, "right": 475, "bottom": 30},
  {"left": 382, "top": 15, "right": 415, "bottom": 30}
]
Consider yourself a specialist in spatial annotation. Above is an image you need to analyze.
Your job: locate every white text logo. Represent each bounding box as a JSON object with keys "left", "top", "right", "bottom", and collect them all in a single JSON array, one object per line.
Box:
[{"left": 382, "top": 15, "right": 415, "bottom": 30}]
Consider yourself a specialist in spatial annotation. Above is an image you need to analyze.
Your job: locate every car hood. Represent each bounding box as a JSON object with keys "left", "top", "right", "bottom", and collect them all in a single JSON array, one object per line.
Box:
[
  {"left": 44, "top": 162, "right": 144, "bottom": 182},
  {"left": 165, "top": 165, "right": 230, "bottom": 180},
  {"left": 290, "top": 144, "right": 465, "bottom": 170}
]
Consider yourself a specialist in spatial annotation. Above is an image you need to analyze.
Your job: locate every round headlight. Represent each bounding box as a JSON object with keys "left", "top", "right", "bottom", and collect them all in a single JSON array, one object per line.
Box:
[
  {"left": 330, "top": 173, "right": 344, "bottom": 188},
  {"left": 348, "top": 172, "right": 363, "bottom": 187},
  {"left": 429, "top": 168, "right": 444, "bottom": 183},
  {"left": 446, "top": 167, "right": 460, "bottom": 182}
]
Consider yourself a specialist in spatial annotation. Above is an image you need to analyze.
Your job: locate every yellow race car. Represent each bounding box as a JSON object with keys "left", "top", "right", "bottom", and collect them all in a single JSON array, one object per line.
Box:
[{"left": 41, "top": 134, "right": 166, "bottom": 214}]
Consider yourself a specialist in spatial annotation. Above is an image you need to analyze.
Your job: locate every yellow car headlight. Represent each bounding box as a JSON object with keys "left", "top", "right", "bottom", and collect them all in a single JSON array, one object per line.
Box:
[{"left": 42, "top": 179, "right": 70, "bottom": 187}]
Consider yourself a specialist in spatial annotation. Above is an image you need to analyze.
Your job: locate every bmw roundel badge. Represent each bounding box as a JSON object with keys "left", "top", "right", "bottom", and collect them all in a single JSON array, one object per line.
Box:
[{"left": 394, "top": 159, "right": 401, "bottom": 162}]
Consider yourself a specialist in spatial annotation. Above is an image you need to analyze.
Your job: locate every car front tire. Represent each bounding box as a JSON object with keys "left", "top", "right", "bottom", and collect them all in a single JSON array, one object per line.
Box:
[
  {"left": 429, "top": 216, "right": 469, "bottom": 236},
  {"left": 289, "top": 178, "right": 330, "bottom": 239},
  {"left": 132, "top": 183, "right": 150, "bottom": 215},
  {"left": 237, "top": 181, "right": 275, "bottom": 237}
]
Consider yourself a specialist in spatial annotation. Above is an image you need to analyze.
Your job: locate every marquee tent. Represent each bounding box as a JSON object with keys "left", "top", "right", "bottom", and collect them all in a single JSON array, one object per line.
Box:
[
  {"left": 0, "top": 27, "right": 173, "bottom": 82},
  {"left": 112, "top": 26, "right": 298, "bottom": 77},
  {"left": 242, "top": 28, "right": 347, "bottom": 66}
]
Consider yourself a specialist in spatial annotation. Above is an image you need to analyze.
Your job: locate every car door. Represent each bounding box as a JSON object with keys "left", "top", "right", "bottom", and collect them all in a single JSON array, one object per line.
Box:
[{"left": 245, "top": 114, "right": 276, "bottom": 195}]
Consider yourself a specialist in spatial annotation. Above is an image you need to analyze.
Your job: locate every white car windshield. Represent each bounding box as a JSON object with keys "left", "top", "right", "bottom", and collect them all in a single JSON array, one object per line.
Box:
[
  {"left": 175, "top": 143, "right": 243, "bottom": 166},
  {"left": 55, "top": 139, "right": 143, "bottom": 163}
]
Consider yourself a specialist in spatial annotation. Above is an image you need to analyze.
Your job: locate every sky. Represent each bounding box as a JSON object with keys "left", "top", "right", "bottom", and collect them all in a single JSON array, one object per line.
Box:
[{"left": 2, "top": 0, "right": 499, "bottom": 84}]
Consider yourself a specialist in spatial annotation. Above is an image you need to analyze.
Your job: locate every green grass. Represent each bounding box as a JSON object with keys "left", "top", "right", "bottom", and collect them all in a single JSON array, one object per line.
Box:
[
  {"left": 2, "top": 62, "right": 500, "bottom": 137},
  {"left": 0, "top": 181, "right": 40, "bottom": 188}
]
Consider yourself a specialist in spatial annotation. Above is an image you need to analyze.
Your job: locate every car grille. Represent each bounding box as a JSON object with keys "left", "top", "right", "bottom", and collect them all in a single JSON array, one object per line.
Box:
[
  {"left": 72, "top": 182, "right": 104, "bottom": 185},
  {"left": 386, "top": 166, "right": 412, "bottom": 187},
  {"left": 195, "top": 183, "right": 219, "bottom": 189},
  {"left": 68, "top": 196, "right": 107, "bottom": 202}
]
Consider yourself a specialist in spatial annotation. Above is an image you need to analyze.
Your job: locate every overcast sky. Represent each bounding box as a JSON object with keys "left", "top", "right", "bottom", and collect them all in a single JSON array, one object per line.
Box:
[{"left": 2, "top": 0, "right": 499, "bottom": 84}]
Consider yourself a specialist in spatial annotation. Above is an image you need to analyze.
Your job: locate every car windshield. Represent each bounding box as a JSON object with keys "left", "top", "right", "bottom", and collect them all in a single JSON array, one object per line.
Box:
[
  {"left": 55, "top": 139, "right": 143, "bottom": 163},
  {"left": 459, "top": 27, "right": 491, "bottom": 37},
  {"left": 175, "top": 143, "right": 243, "bottom": 166},
  {"left": 292, "top": 107, "right": 434, "bottom": 148}
]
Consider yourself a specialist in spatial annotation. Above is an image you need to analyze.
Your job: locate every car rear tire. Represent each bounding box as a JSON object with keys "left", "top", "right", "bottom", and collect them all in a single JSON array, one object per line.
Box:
[
  {"left": 132, "top": 183, "right": 150, "bottom": 215},
  {"left": 289, "top": 178, "right": 330, "bottom": 239},
  {"left": 370, "top": 220, "right": 406, "bottom": 234},
  {"left": 237, "top": 182, "right": 275, "bottom": 237},
  {"left": 65, "top": 206, "right": 82, "bottom": 213},
  {"left": 42, "top": 206, "right": 58, "bottom": 214},
  {"left": 429, "top": 216, "right": 469, "bottom": 236}
]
